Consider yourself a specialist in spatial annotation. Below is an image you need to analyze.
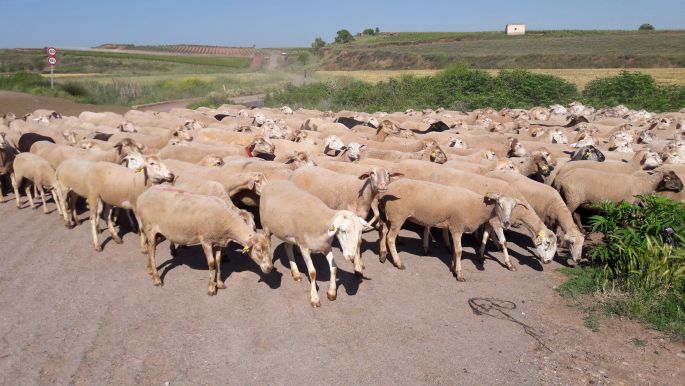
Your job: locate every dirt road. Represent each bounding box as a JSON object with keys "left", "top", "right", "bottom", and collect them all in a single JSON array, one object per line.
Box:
[{"left": 0, "top": 199, "right": 682, "bottom": 385}]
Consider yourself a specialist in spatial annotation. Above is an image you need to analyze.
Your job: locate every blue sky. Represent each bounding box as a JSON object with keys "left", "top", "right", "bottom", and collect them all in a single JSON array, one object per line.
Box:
[{"left": 0, "top": 0, "right": 683, "bottom": 48}]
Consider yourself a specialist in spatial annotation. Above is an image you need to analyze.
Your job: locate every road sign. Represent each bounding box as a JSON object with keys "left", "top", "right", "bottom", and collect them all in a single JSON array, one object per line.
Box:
[
  {"left": 48, "top": 57, "right": 57, "bottom": 65},
  {"left": 47, "top": 47, "right": 57, "bottom": 56}
]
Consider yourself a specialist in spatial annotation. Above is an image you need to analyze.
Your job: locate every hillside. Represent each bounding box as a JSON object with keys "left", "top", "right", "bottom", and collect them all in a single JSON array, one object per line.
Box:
[{"left": 317, "top": 30, "right": 685, "bottom": 69}]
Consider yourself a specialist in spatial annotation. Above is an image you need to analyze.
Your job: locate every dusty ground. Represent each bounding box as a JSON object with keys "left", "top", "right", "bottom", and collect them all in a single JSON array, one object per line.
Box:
[
  {"left": 0, "top": 93, "right": 683, "bottom": 384},
  {"left": 0, "top": 90, "right": 129, "bottom": 117}
]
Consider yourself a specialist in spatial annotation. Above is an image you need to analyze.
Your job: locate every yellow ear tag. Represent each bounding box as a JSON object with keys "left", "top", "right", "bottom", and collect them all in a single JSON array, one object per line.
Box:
[
  {"left": 136, "top": 167, "right": 144, "bottom": 173},
  {"left": 538, "top": 230, "right": 546, "bottom": 237},
  {"left": 242, "top": 245, "right": 250, "bottom": 253},
  {"left": 328, "top": 224, "right": 336, "bottom": 232}
]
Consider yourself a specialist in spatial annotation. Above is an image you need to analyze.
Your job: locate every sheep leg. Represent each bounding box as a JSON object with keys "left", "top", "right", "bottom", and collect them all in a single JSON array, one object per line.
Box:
[
  {"left": 51, "top": 188, "right": 63, "bottom": 217},
  {"left": 105, "top": 205, "right": 123, "bottom": 244},
  {"left": 325, "top": 251, "right": 338, "bottom": 301},
  {"left": 284, "top": 243, "right": 302, "bottom": 281},
  {"left": 441, "top": 228, "right": 452, "bottom": 252},
  {"left": 387, "top": 225, "right": 405, "bottom": 270},
  {"left": 146, "top": 232, "right": 162, "bottom": 286},
  {"left": 478, "top": 226, "right": 491, "bottom": 262},
  {"left": 451, "top": 230, "right": 465, "bottom": 282},
  {"left": 422, "top": 227, "right": 430, "bottom": 255},
  {"left": 299, "top": 247, "right": 320, "bottom": 307},
  {"left": 493, "top": 225, "right": 515, "bottom": 271},
  {"left": 125, "top": 210, "right": 138, "bottom": 233},
  {"left": 25, "top": 184, "right": 36, "bottom": 209},
  {"left": 38, "top": 185, "right": 48, "bottom": 214},
  {"left": 89, "top": 197, "right": 103, "bottom": 252},
  {"left": 378, "top": 221, "right": 389, "bottom": 263},
  {"left": 572, "top": 212, "right": 584, "bottom": 233},
  {"left": 10, "top": 173, "right": 21, "bottom": 208},
  {"left": 202, "top": 242, "right": 217, "bottom": 296},
  {"left": 367, "top": 198, "right": 380, "bottom": 228},
  {"left": 68, "top": 192, "right": 79, "bottom": 227},
  {"left": 215, "top": 247, "right": 226, "bottom": 290}
]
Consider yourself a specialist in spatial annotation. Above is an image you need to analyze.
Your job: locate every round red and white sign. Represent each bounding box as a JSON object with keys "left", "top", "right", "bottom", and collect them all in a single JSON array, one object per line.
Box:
[
  {"left": 48, "top": 57, "right": 57, "bottom": 65},
  {"left": 47, "top": 47, "right": 57, "bottom": 56}
]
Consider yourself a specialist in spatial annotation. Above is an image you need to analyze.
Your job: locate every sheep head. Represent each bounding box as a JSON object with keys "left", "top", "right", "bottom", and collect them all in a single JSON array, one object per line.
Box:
[
  {"left": 483, "top": 192, "right": 529, "bottom": 230},
  {"left": 563, "top": 233, "right": 585, "bottom": 263},
  {"left": 655, "top": 171, "right": 684, "bottom": 192},
  {"left": 117, "top": 122, "right": 138, "bottom": 133},
  {"left": 448, "top": 136, "right": 467, "bottom": 149},
  {"left": 345, "top": 143, "right": 366, "bottom": 162},
  {"left": 358, "top": 167, "right": 403, "bottom": 194},
  {"left": 143, "top": 156, "right": 175, "bottom": 183},
  {"left": 507, "top": 138, "right": 526, "bottom": 157},
  {"left": 328, "top": 210, "right": 370, "bottom": 274},
  {"left": 172, "top": 125, "right": 194, "bottom": 142},
  {"left": 533, "top": 228, "right": 557, "bottom": 264},
  {"left": 323, "top": 135, "right": 346, "bottom": 156},
  {"left": 248, "top": 137, "right": 275, "bottom": 160},
  {"left": 197, "top": 155, "right": 225, "bottom": 167},
  {"left": 245, "top": 232, "right": 272, "bottom": 274},
  {"left": 283, "top": 151, "right": 316, "bottom": 168}
]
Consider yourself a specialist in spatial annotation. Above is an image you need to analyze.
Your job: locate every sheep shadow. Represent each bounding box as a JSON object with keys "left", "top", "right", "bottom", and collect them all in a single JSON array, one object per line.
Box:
[
  {"left": 273, "top": 241, "right": 363, "bottom": 297},
  {"left": 157, "top": 242, "right": 282, "bottom": 289}
]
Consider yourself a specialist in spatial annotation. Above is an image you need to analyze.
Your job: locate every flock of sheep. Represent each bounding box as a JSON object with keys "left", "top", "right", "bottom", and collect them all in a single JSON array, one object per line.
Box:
[{"left": 1, "top": 102, "right": 685, "bottom": 307}]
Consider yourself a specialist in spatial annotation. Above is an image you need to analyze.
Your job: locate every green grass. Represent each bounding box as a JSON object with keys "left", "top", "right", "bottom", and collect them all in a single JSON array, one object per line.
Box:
[{"left": 322, "top": 30, "right": 685, "bottom": 69}]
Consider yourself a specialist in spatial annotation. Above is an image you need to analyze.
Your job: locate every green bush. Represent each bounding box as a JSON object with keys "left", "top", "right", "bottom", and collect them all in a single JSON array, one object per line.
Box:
[
  {"left": 583, "top": 71, "right": 685, "bottom": 112},
  {"left": 266, "top": 65, "right": 579, "bottom": 112}
]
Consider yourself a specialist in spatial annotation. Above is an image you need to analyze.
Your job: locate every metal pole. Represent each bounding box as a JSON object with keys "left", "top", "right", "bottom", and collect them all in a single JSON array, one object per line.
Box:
[{"left": 50, "top": 66, "right": 54, "bottom": 89}]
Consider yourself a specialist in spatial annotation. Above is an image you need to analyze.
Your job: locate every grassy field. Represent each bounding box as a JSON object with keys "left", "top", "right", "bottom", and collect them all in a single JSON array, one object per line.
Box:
[
  {"left": 321, "top": 30, "right": 685, "bottom": 69},
  {"left": 0, "top": 49, "right": 250, "bottom": 75},
  {"left": 317, "top": 68, "right": 685, "bottom": 89}
]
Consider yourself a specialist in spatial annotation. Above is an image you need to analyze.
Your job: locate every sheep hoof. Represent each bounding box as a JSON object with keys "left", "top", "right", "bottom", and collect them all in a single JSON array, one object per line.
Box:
[
  {"left": 113, "top": 237, "right": 123, "bottom": 244},
  {"left": 327, "top": 292, "right": 337, "bottom": 301},
  {"left": 94, "top": 245, "right": 103, "bottom": 252},
  {"left": 292, "top": 274, "right": 302, "bottom": 282},
  {"left": 153, "top": 280, "right": 162, "bottom": 286},
  {"left": 379, "top": 254, "right": 386, "bottom": 263},
  {"left": 507, "top": 263, "right": 517, "bottom": 272},
  {"left": 354, "top": 270, "right": 363, "bottom": 278},
  {"left": 455, "top": 272, "right": 466, "bottom": 282},
  {"left": 310, "top": 299, "right": 321, "bottom": 308},
  {"left": 217, "top": 282, "right": 226, "bottom": 289},
  {"left": 207, "top": 288, "right": 217, "bottom": 296},
  {"left": 396, "top": 263, "right": 406, "bottom": 270}
]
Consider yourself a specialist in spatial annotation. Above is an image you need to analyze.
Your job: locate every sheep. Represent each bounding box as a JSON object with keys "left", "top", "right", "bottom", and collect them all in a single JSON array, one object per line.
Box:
[
  {"left": 557, "top": 169, "right": 684, "bottom": 229},
  {"left": 486, "top": 170, "right": 584, "bottom": 262},
  {"left": 377, "top": 179, "right": 522, "bottom": 280},
  {"left": 157, "top": 137, "right": 275, "bottom": 163},
  {"left": 550, "top": 150, "right": 662, "bottom": 188},
  {"left": 164, "top": 159, "right": 267, "bottom": 198},
  {"left": 136, "top": 186, "right": 273, "bottom": 295},
  {"left": 10, "top": 152, "right": 61, "bottom": 214},
  {"left": 0, "top": 133, "right": 18, "bottom": 202},
  {"left": 391, "top": 161, "right": 556, "bottom": 268},
  {"left": 443, "top": 159, "right": 519, "bottom": 175},
  {"left": 290, "top": 166, "right": 402, "bottom": 228},
  {"left": 85, "top": 156, "right": 175, "bottom": 251},
  {"left": 260, "top": 180, "right": 369, "bottom": 307},
  {"left": 30, "top": 139, "right": 142, "bottom": 169},
  {"left": 108, "top": 124, "right": 193, "bottom": 150}
]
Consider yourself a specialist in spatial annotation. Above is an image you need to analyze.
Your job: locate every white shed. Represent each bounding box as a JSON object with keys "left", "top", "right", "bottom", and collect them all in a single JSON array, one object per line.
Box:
[{"left": 505, "top": 24, "right": 526, "bottom": 36}]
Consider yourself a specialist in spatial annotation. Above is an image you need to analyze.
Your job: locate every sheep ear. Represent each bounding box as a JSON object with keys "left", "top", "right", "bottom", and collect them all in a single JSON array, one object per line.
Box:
[
  {"left": 389, "top": 172, "right": 404, "bottom": 180},
  {"left": 359, "top": 217, "right": 373, "bottom": 232},
  {"left": 358, "top": 172, "right": 371, "bottom": 180},
  {"left": 327, "top": 223, "right": 337, "bottom": 236},
  {"left": 359, "top": 144, "right": 368, "bottom": 151},
  {"left": 483, "top": 192, "right": 501, "bottom": 204}
]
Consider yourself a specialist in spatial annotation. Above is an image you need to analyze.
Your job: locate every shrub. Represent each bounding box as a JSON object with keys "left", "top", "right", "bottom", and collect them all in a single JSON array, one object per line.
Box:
[
  {"left": 311, "top": 37, "right": 326, "bottom": 53},
  {"left": 583, "top": 71, "right": 685, "bottom": 112},
  {"left": 334, "top": 29, "right": 355, "bottom": 44},
  {"left": 639, "top": 23, "right": 655, "bottom": 31}
]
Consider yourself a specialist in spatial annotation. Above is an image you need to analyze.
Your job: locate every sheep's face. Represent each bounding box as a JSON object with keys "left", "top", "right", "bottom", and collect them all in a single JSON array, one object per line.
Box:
[
  {"left": 121, "top": 152, "right": 145, "bottom": 171},
  {"left": 183, "top": 120, "right": 204, "bottom": 131},
  {"left": 199, "top": 155, "right": 224, "bottom": 167},
  {"left": 247, "top": 233, "right": 272, "bottom": 274},
  {"left": 550, "top": 130, "right": 568, "bottom": 144},
  {"left": 173, "top": 126, "right": 194, "bottom": 142},
  {"left": 78, "top": 140, "right": 97, "bottom": 150},
  {"left": 656, "top": 171, "right": 684, "bottom": 192},
  {"left": 118, "top": 122, "right": 137, "bottom": 133},
  {"left": 284, "top": 152, "right": 316, "bottom": 168},
  {"left": 280, "top": 106, "right": 293, "bottom": 115},
  {"left": 63, "top": 130, "right": 78, "bottom": 145},
  {"left": 250, "top": 173, "right": 268, "bottom": 195},
  {"left": 430, "top": 146, "right": 448, "bottom": 164},
  {"left": 571, "top": 146, "right": 605, "bottom": 162},
  {"left": 533, "top": 229, "right": 557, "bottom": 264},
  {"left": 346, "top": 143, "right": 366, "bottom": 162},
  {"left": 495, "top": 160, "right": 519, "bottom": 173},
  {"left": 329, "top": 211, "right": 370, "bottom": 273},
  {"left": 253, "top": 113, "right": 266, "bottom": 126},
  {"left": 250, "top": 137, "right": 276, "bottom": 159},
  {"left": 448, "top": 137, "right": 467, "bottom": 149},
  {"left": 662, "top": 150, "right": 685, "bottom": 165},
  {"left": 657, "top": 118, "right": 673, "bottom": 130},
  {"left": 0, "top": 132, "right": 7, "bottom": 147},
  {"left": 641, "top": 151, "right": 663, "bottom": 170},
  {"left": 637, "top": 130, "right": 656, "bottom": 144},
  {"left": 549, "top": 104, "right": 568, "bottom": 116},
  {"left": 367, "top": 116, "right": 379, "bottom": 128},
  {"left": 144, "top": 156, "right": 175, "bottom": 183},
  {"left": 564, "top": 233, "right": 584, "bottom": 263},
  {"left": 508, "top": 139, "right": 526, "bottom": 157},
  {"left": 534, "top": 156, "right": 552, "bottom": 177},
  {"left": 358, "top": 167, "right": 402, "bottom": 194},
  {"left": 117, "top": 138, "right": 146, "bottom": 156},
  {"left": 485, "top": 194, "right": 525, "bottom": 230},
  {"left": 483, "top": 150, "right": 497, "bottom": 161},
  {"left": 323, "top": 135, "right": 346, "bottom": 156}
]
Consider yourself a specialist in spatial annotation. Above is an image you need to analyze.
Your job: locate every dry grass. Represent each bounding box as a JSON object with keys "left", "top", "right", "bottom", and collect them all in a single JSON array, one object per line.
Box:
[{"left": 316, "top": 68, "right": 685, "bottom": 89}]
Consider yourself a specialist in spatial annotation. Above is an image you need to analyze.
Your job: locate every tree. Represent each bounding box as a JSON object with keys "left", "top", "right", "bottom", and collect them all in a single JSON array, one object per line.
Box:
[
  {"left": 375, "top": 27, "right": 380, "bottom": 34},
  {"left": 639, "top": 23, "right": 655, "bottom": 31},
  {"left": 297, "top": 51, "right": 309, "bottom": 65},
  {"left": 334, "top": 29, "right": 354, "bottom": 44},
  {"left": 362, "top": 28, "right": 376, "bottom": 36},
  {"left": 311, "top": 37, "right": 326, "bottom": 52}
]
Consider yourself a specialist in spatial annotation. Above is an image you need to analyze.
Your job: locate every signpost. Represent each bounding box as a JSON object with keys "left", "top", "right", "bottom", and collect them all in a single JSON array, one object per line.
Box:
[{"left": 46, "top": 47, "right": 57, "bottom": 89}]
